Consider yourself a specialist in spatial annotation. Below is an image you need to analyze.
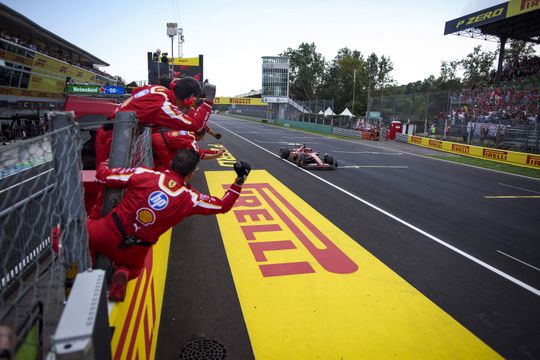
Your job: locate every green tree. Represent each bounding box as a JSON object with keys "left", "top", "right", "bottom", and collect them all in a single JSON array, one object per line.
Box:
[
  {"left": 318, "top": 48, "right": 365, "bottom": 115},
  {"left": 376, "top": 55, "right": 394, "bottom": 89},
  {"left": 504, "top": 39, "right": 536, "bottom": 66},
  {"left": 460, "top": 45, "right": 496, "bottom": 88},
  {"left": 280, "top": 43, "right": 326, "bottom": 100}
]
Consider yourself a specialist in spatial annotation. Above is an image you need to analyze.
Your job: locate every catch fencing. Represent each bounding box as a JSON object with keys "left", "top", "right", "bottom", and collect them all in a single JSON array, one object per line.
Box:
[
  {"left": 0, "top": 113, "right": 90, "bottom": 358},
  {"left": 367, "top": 90, "right": 458, "bottom": 125},
  {"left": 0, "top": 110, "right": 154, "bottom": 358}
]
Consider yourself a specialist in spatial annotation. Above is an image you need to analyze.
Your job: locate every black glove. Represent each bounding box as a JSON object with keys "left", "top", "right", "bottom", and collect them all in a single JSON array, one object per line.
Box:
[
  {"left": 214, "top": 133, "right": 222, "bottom": 140},
  {"left": 234, "top": 161, "right": 251, "bottom": 185},
  {"left": 203, "top": 84, "right": 216, "bottom": 102}
]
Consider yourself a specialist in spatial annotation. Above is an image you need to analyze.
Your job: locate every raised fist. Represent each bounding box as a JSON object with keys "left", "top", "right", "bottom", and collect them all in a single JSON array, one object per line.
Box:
[
  {"left": 234, "top": 161, "right": 251, "bottom": 185},
  {"left": 214, "top": 133, "right": 222, "bottom": 140}
]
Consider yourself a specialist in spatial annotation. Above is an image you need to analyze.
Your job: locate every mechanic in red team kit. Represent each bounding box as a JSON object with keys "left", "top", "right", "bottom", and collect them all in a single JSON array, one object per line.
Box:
[
  {"left": 87, "top": 149, "right": 251, "bottom": 301},
  {"left": 94, "top": 76, "right": 216, "bottom": 165},
  {"left": 152, "top": 127, "right": 224, "bottom": 171}
]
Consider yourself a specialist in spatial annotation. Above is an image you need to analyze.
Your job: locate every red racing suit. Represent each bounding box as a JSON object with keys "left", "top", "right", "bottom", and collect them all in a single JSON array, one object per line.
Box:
[
  {"left": 151, "top": 130, "right": 221, "bottom": 171},
  {"left": 117, "top": 84, "right": 211, "bottom": 130},
  {"left": 95, "top": 84, "right": 212, "bottom": 165},
  {"left": 87, "top": 165, "right": 241, "bottom": 279}
]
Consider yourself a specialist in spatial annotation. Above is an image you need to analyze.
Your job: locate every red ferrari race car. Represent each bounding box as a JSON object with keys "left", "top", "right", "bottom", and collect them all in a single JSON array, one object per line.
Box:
[{"left": 279, "top": 143, "right": 338, "bottom": 169}]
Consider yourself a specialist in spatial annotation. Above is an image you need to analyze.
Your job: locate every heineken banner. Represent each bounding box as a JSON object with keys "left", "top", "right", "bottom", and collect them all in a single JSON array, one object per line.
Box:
[{"left": 67, "top": 85, "right": 125, "bottom": 95}]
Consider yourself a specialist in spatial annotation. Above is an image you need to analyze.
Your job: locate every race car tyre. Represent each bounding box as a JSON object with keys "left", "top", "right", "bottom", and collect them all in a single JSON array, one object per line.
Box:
[
  {"left": 279, "top": 148, "right": 290, "bottom": 159},
  {"left": 297, "top": 153, "right": 307, "bottom": 166},
  {"left": 324, "top": 154, "right": 335, "bottom": 165}
]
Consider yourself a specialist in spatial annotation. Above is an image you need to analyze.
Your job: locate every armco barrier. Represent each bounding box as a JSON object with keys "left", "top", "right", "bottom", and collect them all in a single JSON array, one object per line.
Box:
[
  {"left": 408, "top": 135, "right": 540, "bottom": 169},
  {"left": 276, "top": 119, "right": 332, "bottom": 134},
  {"left": 395, "top": 133, "right": 409, "bottom": 143}
]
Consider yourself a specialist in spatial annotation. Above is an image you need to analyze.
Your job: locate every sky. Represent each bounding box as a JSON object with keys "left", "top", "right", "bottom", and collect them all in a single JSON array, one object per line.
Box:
[{"left": 3, "top": 0, "right": 532, "bottom": 97}]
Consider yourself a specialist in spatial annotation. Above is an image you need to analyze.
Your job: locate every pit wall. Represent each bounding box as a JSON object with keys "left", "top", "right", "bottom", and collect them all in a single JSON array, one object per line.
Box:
[
  {"left": 83, "top": 172, "right": 169, "bottom": 360},
  {"left": 406, "top": 135, "right": 540, "bottom": 170}
]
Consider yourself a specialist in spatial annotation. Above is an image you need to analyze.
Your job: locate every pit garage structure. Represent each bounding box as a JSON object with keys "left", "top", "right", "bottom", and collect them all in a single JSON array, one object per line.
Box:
[{"left": 444, "top": 0, "right": 540, "bottom": 82}]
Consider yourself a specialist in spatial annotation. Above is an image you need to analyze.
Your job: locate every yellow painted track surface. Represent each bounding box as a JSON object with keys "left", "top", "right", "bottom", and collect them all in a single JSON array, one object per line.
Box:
[
  {"left": 206, "top": 170, "right": 501, "bottom": 359},
  {"left": 108, "top": 229, "right": 172, "bottom": 360}
]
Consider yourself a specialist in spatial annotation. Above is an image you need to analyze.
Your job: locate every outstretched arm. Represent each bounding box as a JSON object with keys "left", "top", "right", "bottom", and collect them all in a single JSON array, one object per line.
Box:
[{"left": 190, "top": 161, "right": 251, "bottom": 215}]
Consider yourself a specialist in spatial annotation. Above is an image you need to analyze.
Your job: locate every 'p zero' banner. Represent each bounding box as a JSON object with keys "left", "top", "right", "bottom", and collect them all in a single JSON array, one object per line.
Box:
[{"left": 444, "top": 2, "right": 508, "bottom": 35}]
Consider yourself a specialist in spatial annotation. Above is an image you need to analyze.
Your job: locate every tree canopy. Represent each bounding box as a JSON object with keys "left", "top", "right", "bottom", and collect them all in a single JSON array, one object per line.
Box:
[{"left": 280, "top": 41, "right": 537, "bottom": 117}]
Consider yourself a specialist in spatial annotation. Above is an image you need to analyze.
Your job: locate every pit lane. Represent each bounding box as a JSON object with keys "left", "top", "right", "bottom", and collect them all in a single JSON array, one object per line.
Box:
[{"left": 157, "top": 114, "right": 540, "bottom": 359}]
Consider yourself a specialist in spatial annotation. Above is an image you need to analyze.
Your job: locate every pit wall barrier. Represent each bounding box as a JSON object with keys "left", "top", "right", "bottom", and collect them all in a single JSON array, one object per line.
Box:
[
  {"left": 83, "top": 172, "right": 170, "bottom": 360},
  {"left": 407, "top": 135, "right": 540, "bottom": 170}
]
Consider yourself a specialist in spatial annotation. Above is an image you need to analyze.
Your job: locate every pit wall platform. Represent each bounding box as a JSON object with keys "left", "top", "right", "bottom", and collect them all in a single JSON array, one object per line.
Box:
[
  {"left": 83, "top": 172, "right": 169, "bottom": 360},
  {"left": 406, "top": 135, "right": 540, "bottom": 170}
]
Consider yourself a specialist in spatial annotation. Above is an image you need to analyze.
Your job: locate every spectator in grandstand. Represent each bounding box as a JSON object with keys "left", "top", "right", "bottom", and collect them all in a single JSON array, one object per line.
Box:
[
  {"left": 152, "top": 127, "right": 225, "bottom": 171},
  {"left": 87, "top": 149, "right": 251, "bottom": 301},
  {"left": 94, "top": 76, "right": 216, "bottom": 165}
]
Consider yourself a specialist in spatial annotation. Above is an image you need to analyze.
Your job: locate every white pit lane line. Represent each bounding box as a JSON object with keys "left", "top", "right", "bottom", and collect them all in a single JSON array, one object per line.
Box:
[
  {"left": 214, "top": 122, "right": 540, "bottom": 297},
  {"left": 498, "top": 183, "right": 540, "bottom": 194},
  {"left": 497, "top": 250, "right": 540, "bottom": 272}
]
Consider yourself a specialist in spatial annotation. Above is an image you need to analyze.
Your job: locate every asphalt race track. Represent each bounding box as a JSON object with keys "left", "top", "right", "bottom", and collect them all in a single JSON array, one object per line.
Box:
[{"left": 157, "top": 115, "right": 540, "bottom": 359}]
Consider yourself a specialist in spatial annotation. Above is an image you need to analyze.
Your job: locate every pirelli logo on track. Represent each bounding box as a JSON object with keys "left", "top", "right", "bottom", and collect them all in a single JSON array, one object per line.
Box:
[
  {"left": 526, "top": 154, "right": 540, "bottom": 167},
  {"left": 206, "top": 170, "right": 500, "bottom": 359},
  {"left": 483, "top": 148, "right": 508, "bottom": 161},
  {"left": 411, "top": 136, "right": 422, "bottom": 144},
  {"left": 429, "top": 139, "right": 443, "bottom": 149},
  {"left": 209, "top": 144, "right": 237, "bottom": 167},
  {"left": 225, "top": 182, "right": 358, "bottom": 277},
  {"left": 451, "top": 143, "right": 470, "bottom": 154}
]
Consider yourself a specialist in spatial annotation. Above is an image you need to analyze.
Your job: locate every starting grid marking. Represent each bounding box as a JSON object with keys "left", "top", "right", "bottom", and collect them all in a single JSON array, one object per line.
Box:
[{"left": 206, "top": 170, "right": 500, "bottom": 359}]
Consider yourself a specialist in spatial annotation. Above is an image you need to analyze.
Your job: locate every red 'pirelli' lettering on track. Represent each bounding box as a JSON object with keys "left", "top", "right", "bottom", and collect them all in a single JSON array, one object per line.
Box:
[{"left": 235, "top": 183, "right": 358, "bottom": 276}]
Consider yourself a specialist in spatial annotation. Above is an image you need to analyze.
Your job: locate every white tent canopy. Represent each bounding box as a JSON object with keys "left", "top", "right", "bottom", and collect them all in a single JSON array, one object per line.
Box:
[
  {"left": 323, "top": 107, "right": 336, "bottom": 116},
  {"left": 318, "top": 110, "right": 324, "bottom": 115},
  {"left": 339, "top": 107, "right": 354, "bottom": 117}
]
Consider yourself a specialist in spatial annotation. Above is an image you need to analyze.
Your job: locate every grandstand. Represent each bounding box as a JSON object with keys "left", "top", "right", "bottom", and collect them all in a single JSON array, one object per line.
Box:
[
  {"left": 0, "top": 3, "right": 117, "bottom": 141},
  {"left": 442, "top": 0, "right": 540, "bottom": 151},
  {"left": 444, "top": 0, "right": 540, "bottom": 82}
]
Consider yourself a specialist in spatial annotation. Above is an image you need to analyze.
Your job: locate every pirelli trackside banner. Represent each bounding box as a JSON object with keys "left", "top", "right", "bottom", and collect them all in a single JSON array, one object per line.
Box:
[
  {"left": 171, "top": 55, "right": 203, "bottom": 82},
  {"left": 444, "top": 0, "right": 540, "bottom": 35},
  {"left": 444, "top": 2, "right": 508, "bottom": 35},
  {"left": 214, "top": 97, "right": 268, "bottom": 106},
  {"left": 28, "top": 74, "right": 65, "bottom": 93},
  {"left": 507, "top": 0, "right": 540, "bottom": 17},
  {"left": 172, "top": 57, "right": 200, "bottom": 66},
  {"left": 33, "top": 53, "right": 98, "bottom": 83},
  {"left": 408, "top": 135, "right": 540, "bottom": 169}
]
